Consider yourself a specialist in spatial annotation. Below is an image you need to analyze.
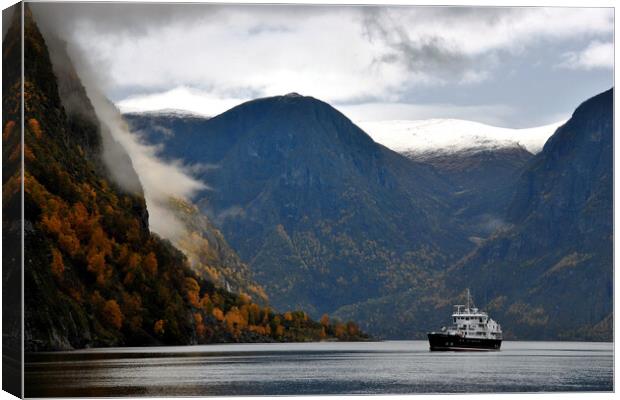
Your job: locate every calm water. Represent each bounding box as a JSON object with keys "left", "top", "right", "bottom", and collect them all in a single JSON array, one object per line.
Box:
[{"left": 25, "top": 341, "right": 613, "bottom": 397}]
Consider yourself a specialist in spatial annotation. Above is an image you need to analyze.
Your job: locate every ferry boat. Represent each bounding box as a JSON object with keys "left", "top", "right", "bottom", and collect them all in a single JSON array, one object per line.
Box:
[{"left": 427, "top": 289, "right": 502, "bottom": 351}]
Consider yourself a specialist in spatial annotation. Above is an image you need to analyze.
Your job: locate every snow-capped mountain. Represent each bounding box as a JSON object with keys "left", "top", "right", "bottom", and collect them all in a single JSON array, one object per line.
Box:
[{"left": 358, "top": 119, "right": 565, "bottom": 157}]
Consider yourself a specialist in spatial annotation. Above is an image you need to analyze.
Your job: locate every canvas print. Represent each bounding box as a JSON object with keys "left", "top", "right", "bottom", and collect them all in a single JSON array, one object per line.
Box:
[{"left": 1, "top": 1, "right": 614, "bottom": 397}]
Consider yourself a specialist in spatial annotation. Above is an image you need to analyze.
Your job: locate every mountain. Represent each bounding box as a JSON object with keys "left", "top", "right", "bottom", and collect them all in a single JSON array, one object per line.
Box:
[
  {"left": 360, "top": 119, "right": 566, "bottom": 236},
  {"left": 358, "top": 119, "right": 564, "bottom": 157},
  {"left": 167, "top": 197, "right": 268, "bottom": 303},
  {"left": 126, "top": 94, "right": 475, "bottom": 317},
  {"left": 11, "top": 6, "right": 365, "bottom": 350},
  {"left": 447, "top": 88, "right": 613, "bottom": 340}
]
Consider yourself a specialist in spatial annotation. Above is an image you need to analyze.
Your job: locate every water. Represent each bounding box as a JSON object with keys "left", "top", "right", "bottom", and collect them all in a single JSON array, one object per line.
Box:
[{"left": 25, "top": 341, "right": 613, "bottom": 397}]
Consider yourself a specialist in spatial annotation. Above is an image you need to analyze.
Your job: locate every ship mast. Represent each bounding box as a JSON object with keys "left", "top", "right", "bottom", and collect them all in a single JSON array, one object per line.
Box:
[{"left": 466, "top": 288, "right": 470, "bottom": 311}]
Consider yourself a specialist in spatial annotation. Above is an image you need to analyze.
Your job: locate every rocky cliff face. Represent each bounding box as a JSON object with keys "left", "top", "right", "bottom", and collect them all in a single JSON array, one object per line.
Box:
[{"left": 449, "top": 88, "right": 613, "bottom": 340}]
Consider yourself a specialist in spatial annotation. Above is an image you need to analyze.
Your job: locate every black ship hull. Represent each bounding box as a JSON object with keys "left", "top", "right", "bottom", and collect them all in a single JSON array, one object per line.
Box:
[{"left": 427, "top": 333, "right": 501, "bottom": 351}]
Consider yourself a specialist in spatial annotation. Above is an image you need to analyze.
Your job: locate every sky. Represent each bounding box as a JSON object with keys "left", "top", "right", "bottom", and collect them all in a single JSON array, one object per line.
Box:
[{"left": 31, "top": 3, "right": 614, "bottom": 128}]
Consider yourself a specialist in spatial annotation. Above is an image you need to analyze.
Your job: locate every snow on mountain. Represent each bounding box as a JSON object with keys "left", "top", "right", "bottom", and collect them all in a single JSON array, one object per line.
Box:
[
  {"left": 123, "top": 108, "right": 211, "bottom": 119},
  {"left": 358, "top": 119, "right": 566, "bottom": 156}
]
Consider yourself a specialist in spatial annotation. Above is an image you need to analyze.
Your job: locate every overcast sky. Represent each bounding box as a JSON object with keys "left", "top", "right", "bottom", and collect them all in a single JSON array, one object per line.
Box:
[{"left": 31, "top": 3, "right": 613, "bottom": 127}]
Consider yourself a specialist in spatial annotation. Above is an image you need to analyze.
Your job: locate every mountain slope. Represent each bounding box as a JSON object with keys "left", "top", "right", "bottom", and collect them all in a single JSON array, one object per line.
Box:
[
  {"left": 448, "top": 88, "right": 613, "bottom": 340},
  {"left": 415, "top": 147, "right": 534, "bottom": 237},
  {"left": 126, "top": 94, "right": 474, "bottom": 317},
  {"left": 15, "top": 7, "right": 364, "bottom": 350}
]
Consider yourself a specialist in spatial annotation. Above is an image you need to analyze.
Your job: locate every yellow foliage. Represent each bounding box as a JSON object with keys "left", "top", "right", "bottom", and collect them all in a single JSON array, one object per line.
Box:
[
  {"left": 238, "top": 293, "right": 251, "bottom": 305},
  {"left": 185, "top": 277, "right": 201, "bottom": 307},
  {"left": 284, "top": 312, "right": 293, "bottom": 322},
  {"left": 225, "top": 306, "right": 248, "bottom": 334},
  {"left": 275, "top": 324, "right": 284, "bottom": 337}
]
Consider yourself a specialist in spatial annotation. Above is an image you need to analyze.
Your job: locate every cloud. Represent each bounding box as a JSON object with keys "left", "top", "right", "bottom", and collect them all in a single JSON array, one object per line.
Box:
[
  {"left": 117, "top": 87, "right": 245, "bottom": 117},
  {"left": 31, "top": 4, "right": 613, "bottom": 126},
  {"left": 559, "top": 41, "right": 614, "bottom": 70},
  {"left": 337, "top": 101, "right": 517, "bottom": 127}
]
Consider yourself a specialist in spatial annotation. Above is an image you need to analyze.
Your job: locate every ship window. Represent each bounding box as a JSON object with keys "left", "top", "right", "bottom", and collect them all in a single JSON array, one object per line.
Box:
[
  {"left": 453, "top": 318, "right": 456, "bottom": 323},
  {"left": 479, "top": 318, "right": 483, "bottom": 322}
]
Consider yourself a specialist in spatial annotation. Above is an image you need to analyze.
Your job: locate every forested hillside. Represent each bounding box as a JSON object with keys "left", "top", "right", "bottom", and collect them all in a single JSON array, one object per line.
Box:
[{"left": 6, "top": 6, "right": 366, "bottom": 351}]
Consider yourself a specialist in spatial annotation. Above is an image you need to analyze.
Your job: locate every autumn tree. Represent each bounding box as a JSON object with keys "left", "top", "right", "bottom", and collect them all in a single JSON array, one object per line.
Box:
[
  {"left": 102, "top": 299, "right": 123, "bottom": 330},
  {"left": 154, "top": 319, "right": 165, "bottom": 336},
  {"left": 50, "top": 247, "right": 64, "bottom": 278},
  {"left": 143, "top": 252, "right": 158, "bottom": 276}
]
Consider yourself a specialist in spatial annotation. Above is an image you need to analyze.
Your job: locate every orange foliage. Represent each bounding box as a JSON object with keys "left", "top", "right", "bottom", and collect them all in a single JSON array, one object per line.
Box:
[
  {"left": 127, "top": 252, "right": 141, "bottom": 270},
  {"left": 224, "top": 307, "right": 247, "bottom": 334},
  {"left": 320, "top": 314, "right": 330, "bottom": 327},
  {"left": 24, "top": 145, "right": 35, "bottom": 161},
  {"left": 334, "top": 322, "right": 346, "bottom": 339},
  {"left": 347, "top": 321, "right": 359, "bottom": 336},
  {"left": 154, "top": 319, "right": 165, "bottom": 335},
  {"left": 123, "top": 271, "right": 135, "bottom": 285},
  {"left": 275, "top": 324, "right": 284, "bottom": 337},
  {"left": 143, "top": 252, "right": 158, "bottom": 276},
  {"left": 50, "top": 247, "right": 64, "bottom": 277},
  {"left": 185, "top": 277, "right": 201, "bottom": 307},
  {"left": 102, "top": 299, "right": 123, "bottom": 330},
  {"left": 194, "top": 313, "right": 206, "bottom": 338},
  {"left": 58, "top": 232, "right": 80, "bottom": 257},
  {"left": 199, "top": 293, "right": 212, "bottom": 311},
  {"left": 88, "top": 226, "right": 112, "bottom": 257},
  {"left": 87, "top": 250, "right": 105, "bottom": 275},
  {"left": 238, "top": 293, "right": 251, "bottom": 305},
  {"left": 41, "top": 214, "right": 63, "bottom": 235},
  {"left": 28, "top": 118, "right": 43, "bottom": 139},
  {"left": 212, "top": 307, "right": 225, "bottom": 321},
  {"left": 284, "top": 312, "right": 293, "bottom": 322},
  {"left": 3, "top": 120, "right": 16, "bottom": 141},
  {"left": 8, "top": 143, "right": 20, "bottom": 162}
]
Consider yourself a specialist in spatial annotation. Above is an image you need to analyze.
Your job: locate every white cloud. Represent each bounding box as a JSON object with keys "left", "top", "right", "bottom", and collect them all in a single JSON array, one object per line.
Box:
[
  {"left": 337, "top": 101, "right": 517, "bottom": 127},
  {"left": 117, "top": 87, "right": 246, "bottom": 116},
  {"left": 559, "top": 41, "right": 614, "bottom": 70},
  {"left": 61, "top": 6, "right": 612, "bottom": 106}
]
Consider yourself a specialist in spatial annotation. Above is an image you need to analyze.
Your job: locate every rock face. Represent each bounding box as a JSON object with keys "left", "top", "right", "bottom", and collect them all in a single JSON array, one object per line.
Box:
[
  {"left": 412, "top": 147, "right": 534, "bottom": 237},
  {"left": 126, "top": 95, "right": 474, "bottom": 316},
  {"left": 449, "top": 88, "right": 613, "bottom": 340}
]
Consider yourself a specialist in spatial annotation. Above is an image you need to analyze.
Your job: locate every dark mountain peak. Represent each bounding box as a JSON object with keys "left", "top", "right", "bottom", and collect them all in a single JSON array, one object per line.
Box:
[
  {"left": 541, "top": 87, "right": 613, "bottom": 155},
  {"left": 283, "top": 92, "right": 303, "bottom": 98}
]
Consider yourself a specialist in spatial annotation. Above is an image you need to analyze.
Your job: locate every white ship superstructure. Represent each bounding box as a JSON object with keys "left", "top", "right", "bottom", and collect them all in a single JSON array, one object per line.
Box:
[{"left": 428, "top": 289, "right": 503, "bottom": 351}]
